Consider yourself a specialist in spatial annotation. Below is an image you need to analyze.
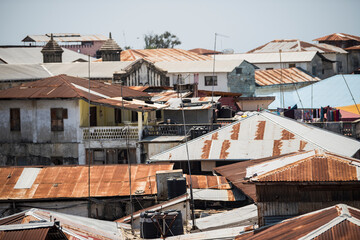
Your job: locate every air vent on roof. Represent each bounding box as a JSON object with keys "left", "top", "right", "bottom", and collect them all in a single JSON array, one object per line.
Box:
[{"left": 123, "top": 97, "right": 133, "bottom": 101}]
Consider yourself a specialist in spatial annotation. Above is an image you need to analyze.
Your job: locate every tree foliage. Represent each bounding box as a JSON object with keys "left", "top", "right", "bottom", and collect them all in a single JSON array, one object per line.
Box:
[{"left": 144, "top": 31, "right": 181, "bottom": 49}]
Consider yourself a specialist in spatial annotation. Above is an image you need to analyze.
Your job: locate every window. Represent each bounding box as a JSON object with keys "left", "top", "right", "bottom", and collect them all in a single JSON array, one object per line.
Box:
[
  {"left": 10, "top": 108, "right": 20, "bottom": 131},
  {"left": 289, "top": 63, "right": 296, "bottom": 68},
  {"left": 266, "top": 68, "right": 273, "bottom": 70},
  {"left": 51, "top": 157, "right": 63, "bottom": 165},
  {"left": 131, "top": 111, "right": 138, "bottom": 122},
  {"left": 165, "top": 77, "right": 170, "bottom": 86},
  {"left": 51, "top": 108, "right": 67, "bottom": 131},
  {"left": 204, "top": 76, "right": 217, "bottom": 86},
  {"left": 235, "top": 67, "right": 243, "bottom": 74},
  {"left": 312, "top": 66, "right": 317, "bottom": 75},
  {"left": 115, "top": 109, "right": 122, "bottom": 123},
  {"left": 156, "top": 110, "right": 162, "bottom": 120}
]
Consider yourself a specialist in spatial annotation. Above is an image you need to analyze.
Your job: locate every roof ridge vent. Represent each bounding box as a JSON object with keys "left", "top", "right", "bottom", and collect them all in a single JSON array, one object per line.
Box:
[{"left": 336, "top": 204, "right": 351, "bottom": 218}]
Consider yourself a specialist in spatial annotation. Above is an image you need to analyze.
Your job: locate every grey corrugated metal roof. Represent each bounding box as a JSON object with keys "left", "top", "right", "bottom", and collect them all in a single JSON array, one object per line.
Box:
[
  {"left": 0, "top": 64, "right": 51, "bottom": 81},
  {"left": 0, "top": 47, "right": 95, "bottom": 64},
  {"left": 43, "top": 61, "right": 132, "bottom": 79},
  {"left": 155, "top": 59, "right": 245, "bottom": 73},
  {"left": 166, "top": 226, "right": 250, "bottom": 240},
  {"left": 193, "top": 204, "right": 257, "bottom": 231},
  {"left": 149, "top": 111, "right": 360, "bottom": 162},
  {"left": 259, "top": 74, "right": 360, "bottom": 109},
  {"left": 214, "top": 51, "right": 319, "bottom": 63},
  {"left": 22, "top": 34, "right": 108, "bottom": 42}
]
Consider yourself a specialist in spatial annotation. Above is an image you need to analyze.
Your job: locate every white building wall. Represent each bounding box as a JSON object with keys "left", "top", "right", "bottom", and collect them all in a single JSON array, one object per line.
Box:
[
  {"left": 254, "top": 62, "right": 309, "bottom": 71},
  {"left": 168, "top": 72, "right": 229, "bottom": 92}
]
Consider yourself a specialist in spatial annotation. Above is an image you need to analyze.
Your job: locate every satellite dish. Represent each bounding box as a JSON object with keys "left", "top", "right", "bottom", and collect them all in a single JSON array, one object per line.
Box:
[{"left": 222, "top": 48, "right": 234, "bottom": 54}]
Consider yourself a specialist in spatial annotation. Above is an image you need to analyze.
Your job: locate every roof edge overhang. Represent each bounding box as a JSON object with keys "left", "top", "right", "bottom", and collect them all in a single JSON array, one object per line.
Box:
[{"left": 249, "top": 181, "right": 360, "bottom": 185}]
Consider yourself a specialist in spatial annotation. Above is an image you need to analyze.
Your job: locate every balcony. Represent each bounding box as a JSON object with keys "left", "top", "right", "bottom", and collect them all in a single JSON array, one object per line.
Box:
[{"left": 81, "top": 126, "right": 139, "bottom": 141}]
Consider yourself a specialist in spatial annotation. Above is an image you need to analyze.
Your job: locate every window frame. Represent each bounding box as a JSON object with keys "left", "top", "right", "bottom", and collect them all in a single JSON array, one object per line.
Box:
[
  {"left": 10, "top": 108, "right": 21, "bottom": 131},
  {"left": 51, "top": 108, "right": 67, "bottom": 131},
  {"left": 204, "top": 76, "right": 218, "bottom": 86}
]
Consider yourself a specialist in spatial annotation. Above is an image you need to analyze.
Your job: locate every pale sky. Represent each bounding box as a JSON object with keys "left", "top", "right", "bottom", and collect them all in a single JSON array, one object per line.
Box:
[{"left": 0, "top": 0, "right": 359, "bottom": 53}]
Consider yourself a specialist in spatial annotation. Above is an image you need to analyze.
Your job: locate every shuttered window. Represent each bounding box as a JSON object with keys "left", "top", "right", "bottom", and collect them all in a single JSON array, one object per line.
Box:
[
  {"left": 10, "top": 108, "right": 21, "bottom": 131},
  {"left": 51, "top": 108, "right": 67, "bottom": 131}
]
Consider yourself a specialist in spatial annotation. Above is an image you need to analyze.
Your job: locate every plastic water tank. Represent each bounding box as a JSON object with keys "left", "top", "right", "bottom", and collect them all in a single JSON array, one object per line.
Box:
[
  {"left": 167, "top": 177, "right": 187, "bottom": 200},
  {"left": 164, "top": 210, "right": 184, "bottom": 237},
  {"left": 140, "top": 211, "right": 160, "bottom": 239}
]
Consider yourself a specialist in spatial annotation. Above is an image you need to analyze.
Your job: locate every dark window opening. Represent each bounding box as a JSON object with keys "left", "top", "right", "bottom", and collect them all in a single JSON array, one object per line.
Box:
[
  {"left": 90, "top": 107, "right": 97, "bottom": 126},
  {"left": 10, "top": 108, "right": 21, "bottom": 131},
  {"left": 235, "top": 67, "right": 243, "bottom": 74},
  {"left": 165, "top": 77, "right": 170, "bottom": 86},
  {"left": 266, "top": 68, "right": 273, "bottom": 70},
  {"left": 115, "top": 109, "right": 122, "bottom": 123},
  {"left": 156, "top": 110, "right": 162, "bottom": 120},
  {"left": 289, "top": 63, "right": 296, "bottom": 68},
  {"left": 204, "top": 76, "right": 218, "bottom": 86},
  {"left": 51, "top": 108, "right": 67, "bottom": 131},
  {"left": 131, "top": 111, "right": 138, "bottom": 122},
  {"left": 51, "top": 157, "right": 63, "bottom": 165}
]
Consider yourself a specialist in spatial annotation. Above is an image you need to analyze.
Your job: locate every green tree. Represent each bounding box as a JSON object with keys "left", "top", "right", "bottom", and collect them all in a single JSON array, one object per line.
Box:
[{"left": 144, "top": 31, "right": 181, "bottom": 49}]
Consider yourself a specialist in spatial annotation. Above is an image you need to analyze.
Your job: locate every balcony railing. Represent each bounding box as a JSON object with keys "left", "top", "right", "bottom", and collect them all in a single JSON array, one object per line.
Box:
[{"left": 82, "top": 126, "right": 139, "bottom": 140}]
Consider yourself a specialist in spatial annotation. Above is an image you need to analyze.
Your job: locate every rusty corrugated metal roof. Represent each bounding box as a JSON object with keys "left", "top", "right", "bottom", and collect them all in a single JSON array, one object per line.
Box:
[
  {"left": 313, "top": 33, "right": 360, "bottom": 42},
  {"left": 188, "top": 48, "right": 222, "bottom": 55},
  {"left": 149, "top": 112, "right": 360, "bottom": 163},
  {"left": 184, "top": 175, "right": 231, "bottom": 190},
  {"left": 346, "top": 44, "right": 360, "bottom": 50},
  {"left": 247, "top": 39, "right": 346, "bottom": 54},
  {"left": 255, "top": 67, "right": 320, "bottom": 86},
  {"left": 121, "top": 49, "right": 211, "bottom": 62},
  {"left": 150, "top": 90, "right": 192, "bottom": 103},
  {"left": 0, "top": 164, "right": 173, "bottom": 200},
  {"left": 214, "top": 153, "right": 295, "bottom": 201},
  {"left": 235, "top": 204, "right": 360, "bottom": 240},
  {"left": 0, "top": 227, "right": 50, "bottom": 240},
  {"left": 0, "top": 74, "right": 149, "bottom": 100},
  {"left": 248, "top": 149, "right": 360, "bottom": 182}
]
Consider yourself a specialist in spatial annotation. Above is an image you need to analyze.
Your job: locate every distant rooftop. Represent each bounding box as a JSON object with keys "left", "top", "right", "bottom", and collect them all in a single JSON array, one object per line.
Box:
[
  {"left": 121, "top": 48, "right": 212, "bottom": 62},
  {"left": 22, "top": 33, "right": 108, "bottom": 43},
  {"left": 313, "top": 33, "right": 360, "bottom": 42}
]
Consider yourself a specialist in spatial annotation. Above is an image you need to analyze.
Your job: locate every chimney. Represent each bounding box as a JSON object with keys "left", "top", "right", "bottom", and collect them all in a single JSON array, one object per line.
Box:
[{"left": 99, "top": 32, "right": 122, "bottom": 61}]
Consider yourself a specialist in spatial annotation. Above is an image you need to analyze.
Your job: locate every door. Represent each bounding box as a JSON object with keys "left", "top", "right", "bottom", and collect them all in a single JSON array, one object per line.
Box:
[{"left": 90, "top": 107, "right": 97, "bottom": 126}]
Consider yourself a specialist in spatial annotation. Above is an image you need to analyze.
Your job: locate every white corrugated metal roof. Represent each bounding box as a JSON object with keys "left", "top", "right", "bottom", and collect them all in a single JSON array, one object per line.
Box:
[
  {"left": 214, "top": 51, "right": 319, "bottom": 63},
  {"left": 14, "top": 168, "right": 41, "bottom": 189},
  {"left": 166, "top": 226, "right": 249, "bottom": 240},
  {"left": 193, "top": 204, "right": 257, "bottom": 231},
  {"left": 155, "top": 59, "right": 245, "bottom": 73},
  {"left": 0, "top": 47, "right": 95, "bottom": 64},
  {"left": 258, "top": 74, "right": 360, "bottom": 109},
  {"left": 149, "top": 111, "right": 360, "bottom": 162}
]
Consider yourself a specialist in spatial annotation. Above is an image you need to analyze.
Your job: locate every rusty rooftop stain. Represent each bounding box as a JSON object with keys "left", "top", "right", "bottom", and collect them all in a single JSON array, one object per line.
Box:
[
  {"left": 220, "top": 140, "right": 231, "bottom": 159},
  {"left": 254, "top": 121, "right": 266, "bottom": 140},
  {"left": 201, "top": 140, "right": 212, "bottom": 159},
  {"left": 230, "top": 123, "right": 240, "bottom": 140}
]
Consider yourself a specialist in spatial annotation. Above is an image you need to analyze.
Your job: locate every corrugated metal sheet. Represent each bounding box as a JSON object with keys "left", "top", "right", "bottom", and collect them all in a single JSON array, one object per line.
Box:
[
  {"left": 150, "top": 90, "right": 192, "bottom": 103},
  {"left": 149, "top": 112, "right": 360, "bottom": 163},
  {"left": 248, "top": 150, "right": 360, "bottom": 182},
  {"left": 166, "top": 226, "right": 249, "bottom": 240},
  {"left": 155, "top": 59, "right": 245, "bottom": 73},
  {"left": 0, "top": 64, "right": 52, "bottom": 81},
  {"left": 346, "top": 45, "right": 360, "bottom": 50},
  {"left": 0, "top": 213, "right": 25, "bottom": 226},
  {"left": 0, "top": 227, "right": 49, "bottom": 240},
  {"left": 194, "top": 204, "right": 257, "bottom": 231},
  {"left": 185, "top": 175, "right": 231, "bottom": 190},
  {"left": 260, "top": 74, "right": 360, "bottom": 111},
  {"left": 255, "top": 67, "right": 320, "bottom": 86},
  {"left": 121, "top": 49, "right": 212, "bottom": 62},
  {"left": 313, "top": 33, "right": 360, "bottom": 42},
  {"left": 236, "top": 204, "right": 360, "bottom": 240},
  {"left": 214, "top": 51, "right": 320, "bottom": 63},
  {"left": 0, "top": 47, "right": 95, "bottom": 64},
  {"left": 0, "top": 164, "right": 173, "bottom": 200},
  {"left": 22, "top": 34, "right": 108, "bottom": 42},
  {"left": 247, "top": 39, "right": 347, "bottom": 54},
  {"left": 165, "top": 97, "right": 221, "bottom": 110},
  {"left": 0, "top": 74, "right": 155, "bottom": 111},
  {"left": 188, "top": 48, "right": 222, "bottom": 55},
  {"left": 14, "top": 168, "right": 41, "bottom": 189}
]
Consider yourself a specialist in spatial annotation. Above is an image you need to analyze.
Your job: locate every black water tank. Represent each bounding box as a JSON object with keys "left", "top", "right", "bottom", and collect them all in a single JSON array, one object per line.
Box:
[
  {"left": 167, "top": 177, "right": 177, "bottom": 199},
  {"left": 140, "top": 211, "right": 160, "bottom": 239},
  {"left": 164, "top": 210, "right": 184, "bottom": 237},
  {"left": 175, "top": 177, "right": 187, "bottom": 197},
  {"left": 167, "top": 177, "right": 187, "bottom": 200}
]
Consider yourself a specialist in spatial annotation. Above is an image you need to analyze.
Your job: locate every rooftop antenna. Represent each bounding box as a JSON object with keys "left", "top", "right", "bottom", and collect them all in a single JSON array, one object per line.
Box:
[
  {"left": 211, "top": 33, "right": 229, "bottom": 130},
  {"left": 279, "top": 50, "right": 285, "bottom": 109}
]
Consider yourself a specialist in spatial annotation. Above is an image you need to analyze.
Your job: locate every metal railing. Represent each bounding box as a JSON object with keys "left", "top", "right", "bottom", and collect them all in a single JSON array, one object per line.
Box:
[{"left": 82, "top": 126, "right": 139, "bottom": 140}]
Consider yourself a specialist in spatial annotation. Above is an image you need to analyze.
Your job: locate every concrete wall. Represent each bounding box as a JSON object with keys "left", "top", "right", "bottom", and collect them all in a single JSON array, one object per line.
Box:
[
  {"left": 227, "top": 61, "right": 256, "bottom": 96},
  {"left": 0, "top": 99, "right": 80, "bottom": 143}
]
